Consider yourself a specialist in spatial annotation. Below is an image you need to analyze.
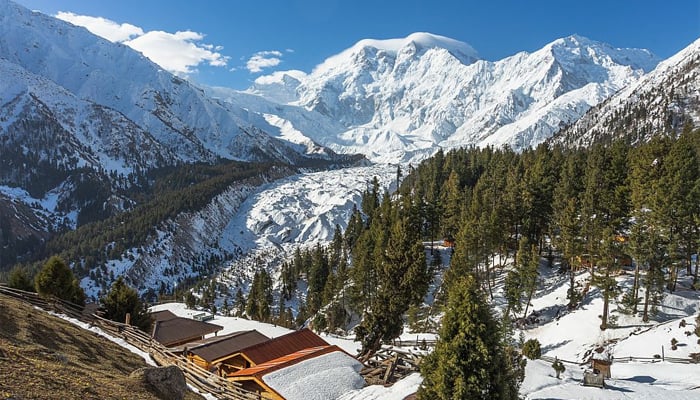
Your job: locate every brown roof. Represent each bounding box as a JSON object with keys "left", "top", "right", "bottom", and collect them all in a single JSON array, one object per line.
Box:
[
  {"left": 152, "top": 317, "right": 223, "bottom": 347},
  {"left": 229, "top": 345, "right": 337, "bottom": 378},
  {"left": 237, "top": 328, "right": 329, "bottom": 365},
  {"left": 151, "top": 309, "right": 178, "bottom": 322},
  {"left": 187, "top": 330, "right": 270, "bottom": 362}
]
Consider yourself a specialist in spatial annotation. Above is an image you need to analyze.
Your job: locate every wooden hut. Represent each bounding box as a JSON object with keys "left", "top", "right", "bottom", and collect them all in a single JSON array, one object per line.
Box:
[
  {"left": 151, "top": 316, "right": 223, "bottom": 347},
  {"left": 591, "top": 358, "right": 612, "bottom": 379},
  {"left": 183, "top": 330, "right": 269, "bottom": 373},
  {"left": 221, "top": 328, "right": 329, "bottom": 372},
  {"left": 227, "top": 345, "right": 364, "bottom": 400},
  {"left": 443, "top": 236, "right": 456, "bottom": 248},
  {"left": 583, "top": 351, "right": 613, "bottom": 387}
]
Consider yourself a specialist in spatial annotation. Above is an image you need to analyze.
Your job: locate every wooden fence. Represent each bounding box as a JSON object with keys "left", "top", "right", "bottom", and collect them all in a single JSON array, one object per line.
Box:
[
  {"left": 540, "top": 354, "right": 698, "bottom": 365},
  {"left": 0, "top": 285, "right": 261, "bottom": 400}
]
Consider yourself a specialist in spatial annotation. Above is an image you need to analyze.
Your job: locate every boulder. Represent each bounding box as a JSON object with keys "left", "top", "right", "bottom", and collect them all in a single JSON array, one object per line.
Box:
[{"left": 131, "top": 365, "right": 187, "bottom": 400}]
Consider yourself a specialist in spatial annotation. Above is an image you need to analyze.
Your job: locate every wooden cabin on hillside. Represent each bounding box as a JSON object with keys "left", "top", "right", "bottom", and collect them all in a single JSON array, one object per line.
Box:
[
  {"left": 150, "top": 311, "right": 223, "bottom": 347},
  {"left": 182, "top": 330, "right": 269, "bottom": 373},
  {"left": 227, "top": 345, "right": 364, "bottom": 400},
  {"left": 220, "top": 328, "right": 329, "bottom": 372}
]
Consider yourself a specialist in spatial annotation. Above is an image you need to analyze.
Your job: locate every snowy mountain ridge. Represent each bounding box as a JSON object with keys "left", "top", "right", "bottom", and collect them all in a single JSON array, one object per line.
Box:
[
  {"left": 244, "top": 33, "right": 660, "bottom": 162},
  {"left": 0, "top": 0, "right": 326, "bottom": 166},
  {"left": 552, "top": 37, "right": 700, "bottom": 146}
]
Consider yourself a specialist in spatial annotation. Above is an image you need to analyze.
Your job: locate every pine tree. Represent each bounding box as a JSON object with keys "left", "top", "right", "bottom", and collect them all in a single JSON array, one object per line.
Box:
[
  {"left": 308, "top": 244, "right": 330, "bottom": 313},
  {"left": 246, "top": 269, "right": 273, "bottom": 322},
  {"left": 628, "top": 137, "right": 669, "bottom": 321},
  {"left": 591, "top": 228, "right": 621, "bottom": 330},
  {"left": 354, "top": 209, "right": 430, "bottom": 355},
  {"left": 102, "top": 276, "right": 152, "bottom": 331},
  {"left": 34, "top": 255, "right": 85, "bottom": 306},
  {"left": 659, "top": 132, "right": 700, "bottom": 291},
  {"left": 234, "top": 287, "right": 245, "bottom": 317},
  {"left": 417, "top": 275, "right": 520, "bottom": 400},
  {"left": 440, "top": 169, "right": 463, "bottom": 239},
  {"left": 7, "top": 266, "right": 35, "bottom": 292},
  {"left": 517, "top": 237, "right": 540, "bottom": 319},
  {"left": 551, "top": 151, "right": 585, "bottom": 308}
]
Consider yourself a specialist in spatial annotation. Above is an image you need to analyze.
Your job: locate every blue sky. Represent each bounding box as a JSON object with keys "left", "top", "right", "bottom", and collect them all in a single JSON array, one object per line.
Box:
[{"left": 13, "top": 0, "right": 700, "bottom": 89}]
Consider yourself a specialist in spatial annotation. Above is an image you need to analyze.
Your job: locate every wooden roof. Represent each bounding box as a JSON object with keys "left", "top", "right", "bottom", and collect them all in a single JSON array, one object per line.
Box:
[
  {"left": 229, "top": 345, "right": 337, "bottom": 379},
  {"left": 187, "top": 330, "right": 269, "bottom": 362},
  {"left": 234, "top": 328, "right": 329, "bottom": 365},
  {"left": 152, "top": 317, "right": 223, "bottom": 347},
  {"left": 151, "top": 309, "right": 178, "bottom": 322}
]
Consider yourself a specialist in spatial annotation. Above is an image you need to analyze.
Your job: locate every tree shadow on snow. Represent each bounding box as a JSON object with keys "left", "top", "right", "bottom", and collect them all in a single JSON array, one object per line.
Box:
[
  {"left": 541, "top": 340, "right": 572, "bottom": 353},
  {"left": 621, "top": 376, "right": 656, "bottom": 384},
  {"left": 603, "top": 383, "right": 634, "bottom": 393}
]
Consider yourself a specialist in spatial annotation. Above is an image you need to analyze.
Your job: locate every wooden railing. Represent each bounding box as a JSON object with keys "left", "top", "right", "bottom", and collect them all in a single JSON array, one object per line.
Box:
[
  {"left": 0, "top": 285, "right": 260, "bottom": 400},
  {"left": 540, "top": 354, "right": 698, "bottom": 365}
]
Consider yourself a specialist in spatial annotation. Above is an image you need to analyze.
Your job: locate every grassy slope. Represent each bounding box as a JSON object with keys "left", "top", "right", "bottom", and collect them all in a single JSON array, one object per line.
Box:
[{"left": 0, "top": 295, "right": 203, "bottom": 400}]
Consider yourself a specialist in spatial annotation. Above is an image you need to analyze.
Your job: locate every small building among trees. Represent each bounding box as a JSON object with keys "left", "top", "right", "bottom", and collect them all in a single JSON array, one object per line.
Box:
[{"left": 583, "top": 349, "right": 613, "bottom": 388}]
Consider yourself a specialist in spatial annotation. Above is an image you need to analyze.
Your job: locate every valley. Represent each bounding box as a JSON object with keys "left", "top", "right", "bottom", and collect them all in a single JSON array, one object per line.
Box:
[{"left": 0, "top": 0, "right": 699, "bottom": 399}]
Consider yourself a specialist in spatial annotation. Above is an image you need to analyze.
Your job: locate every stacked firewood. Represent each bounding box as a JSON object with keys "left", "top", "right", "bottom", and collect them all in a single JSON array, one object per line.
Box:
[{"left": 359, "top": 347, "right": 422, "bottom": 385}]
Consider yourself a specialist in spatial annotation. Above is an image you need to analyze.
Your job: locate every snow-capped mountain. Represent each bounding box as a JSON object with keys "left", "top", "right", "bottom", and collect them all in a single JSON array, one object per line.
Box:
[
  {"left": 0, "top": 0, "right": 355, "bottom": 272},
  {"left": 245, "top": 33, "right": 660, "bottom": 162},
  {"left": 0, "top": 0, "right": 323, "bottom": 167},
  {"left": 551, "top": 37, "right": 700, "bottom": 147}
]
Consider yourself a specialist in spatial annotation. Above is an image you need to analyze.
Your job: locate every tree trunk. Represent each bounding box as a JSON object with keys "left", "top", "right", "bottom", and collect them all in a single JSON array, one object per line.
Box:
[
  {"left": 668, "top": 264, "right": 678, "bottom": 292},
  {"left": 632, "top": 261, "right": 640, "bottom": 314},
  {"left": 522, "top": 285, "right": 536, "bottom": 320},
  {"left": 642, "top": 282, "right": 651, "bottom": 323},
  {"left": 567, "top": 258, "right": 577, "bottom": 309},
  {"left": 600, "top": 291, "right": 609, "bottom": 330}
]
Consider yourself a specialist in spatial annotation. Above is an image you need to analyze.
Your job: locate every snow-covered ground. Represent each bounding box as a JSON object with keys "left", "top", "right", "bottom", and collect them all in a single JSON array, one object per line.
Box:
[{"left": 522, "top": 358, "right": 700, "bottom": 400}]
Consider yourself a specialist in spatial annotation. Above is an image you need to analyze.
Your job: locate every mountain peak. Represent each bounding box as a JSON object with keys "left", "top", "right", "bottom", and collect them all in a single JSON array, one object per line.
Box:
[
  {"left": 312, "top": 32, "right": 478, "bottom": 76},
  {"left": 545, "top": 34, "right": 660, "bottom": 73},
  {"left": 354, "top": 32, "right": 479, "bottom": 61}
]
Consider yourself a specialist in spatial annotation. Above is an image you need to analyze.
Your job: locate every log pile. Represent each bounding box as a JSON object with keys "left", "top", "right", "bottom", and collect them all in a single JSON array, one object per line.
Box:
[{"left": 359, "top": 347, "right": 422, "bottom": 385}]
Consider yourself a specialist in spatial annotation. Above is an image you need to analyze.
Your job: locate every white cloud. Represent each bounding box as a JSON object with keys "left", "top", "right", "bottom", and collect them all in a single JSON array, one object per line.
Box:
[
  {"left": 55, "top": 12, "right": 229, "bottom": 76},
  {"left": 246, "top": 50, "right": 284, "bottom": 73},
  {"left": 56, "top": 11, "right": 143, "bottom": 42},
  {"left": 126, "top": 31, "right": 229, "bottom": 74}
]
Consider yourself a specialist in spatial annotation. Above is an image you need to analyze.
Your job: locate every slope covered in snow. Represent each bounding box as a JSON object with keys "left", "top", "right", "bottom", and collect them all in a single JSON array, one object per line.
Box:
[
  {"left": 0, "top": 0, "right": 326, "bottom": 167},
  {"left": 242, "top": 33, "right": 659, "bottom": 162},
  {"left": 552, "top": 37, "right": 700, "bottom": 147}
]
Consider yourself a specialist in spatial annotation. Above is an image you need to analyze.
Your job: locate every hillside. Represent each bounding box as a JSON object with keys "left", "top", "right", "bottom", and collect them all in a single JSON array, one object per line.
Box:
[
  {"left": 552, "top": 37, "right": 700, "bottom": 146},
  {"left": 0, "top": 293, "right": 204, "bottom": 400}
]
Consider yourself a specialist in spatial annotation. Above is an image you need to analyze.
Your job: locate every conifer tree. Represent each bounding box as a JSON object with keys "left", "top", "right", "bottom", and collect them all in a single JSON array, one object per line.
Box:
[
  {"left": 659, "top": 132, "right": 700, "bottom": 290},
  {"left": 440, "top": 169, "right": 463, "bottom": 239},
  {"left": 551, "top": 151, "right": 585, "bottom": 307},
  {"left": 355, "top": 209, "right": 429, "bottom": 355},
  {"left": 102, "top": 276, "right": 152, "bottom": 331},
  {"left": 246, "top": 270, "right": 273, "bottom": 322},
  {"left": 418, "top": 275, "right": 520, "bottom": 400},
  {"left": 233, "top": 287, "right": 246, "bottom": 317},
  {"left": 628, "top": 137, "right": 669, "bottom": 321},
  {"left": 7, "top": 266, "right": 35, "bottom": 292},
  {"left": 517, "top": 237, "right": 540, "bottom": 319},
  {"left": 591, "top": 227, "right": 621, "bottom": 330},
  {"left": 34, "top": 255, "right": 85, "bottom": 306}
]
